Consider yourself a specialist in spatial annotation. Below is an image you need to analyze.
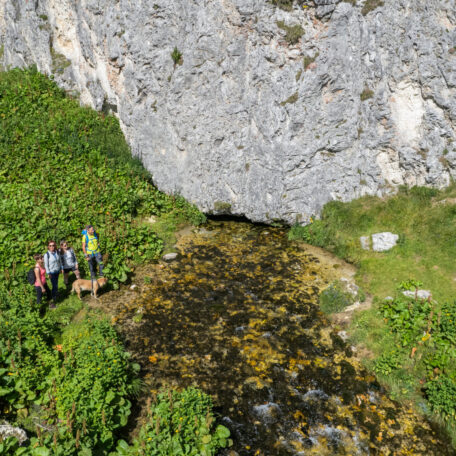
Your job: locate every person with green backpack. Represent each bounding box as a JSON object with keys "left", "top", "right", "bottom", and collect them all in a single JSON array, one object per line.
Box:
[{"left": 82, "top": 225, "right": 104, "bottom": 281}]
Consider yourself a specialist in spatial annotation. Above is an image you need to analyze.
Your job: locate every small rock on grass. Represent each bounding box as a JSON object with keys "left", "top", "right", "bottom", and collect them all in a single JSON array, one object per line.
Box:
[
  {"left": 371, "top": 232, "right": 399, "bottom": 252},
  {"left": 403, "top": 289, "right": 431, "bottom": 300},
  {"left": 360, "top": 236, "right": 370, "bottom": 250}
]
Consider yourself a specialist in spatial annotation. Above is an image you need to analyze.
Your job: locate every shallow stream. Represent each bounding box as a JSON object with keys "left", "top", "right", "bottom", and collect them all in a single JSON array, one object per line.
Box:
[{"left": 106, "top": 221, "right": 453, "bottom": 455}]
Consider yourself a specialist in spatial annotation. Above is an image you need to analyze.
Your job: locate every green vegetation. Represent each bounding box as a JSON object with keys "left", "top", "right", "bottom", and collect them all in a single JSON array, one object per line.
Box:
[
  {"left": 271, "top": 0, "right": 294, "bottom": 11},
  {"left": 171, "top": 47, "right": 183, "bottom": 66},
  {"left": 280, "top": 91, "right": 299, "bottom": 106},
  {"left": 50, "top": 48, "right": 71, "bottom": 74},
  {"left": 117, "top": 389, "right": 232, "bottom": 455},
  {"left": 276, "top": 21, "right": 304, "bottom": 45},
  {"left": 342, "top": 0, "right": 356, "bottom": 5},
  {"left": 360, "top": 87, "right": 374, "bottom": 101},
  {"left": 319, "top": 281, "right": 354, "bottom": 313},
  {"left": 213, "top": 201, "right": 232, "bottom": 212},
  {"left": 0, "top": 68, "right": 226, "bottom": 454},
  {"left": 289, "top": 184, "right": 456, "bottom": 443},
  {"left": 303, "top": 52, "right": 319, "bottom": 70},
  {"left": 361, "top": 0, "right": 384, "bottom": 16}
]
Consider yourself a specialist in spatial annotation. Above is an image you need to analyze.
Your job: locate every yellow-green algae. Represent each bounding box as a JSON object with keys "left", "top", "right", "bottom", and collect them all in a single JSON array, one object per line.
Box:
[{"left": 102, "top": 221, "right": 452, "bottom": 455}]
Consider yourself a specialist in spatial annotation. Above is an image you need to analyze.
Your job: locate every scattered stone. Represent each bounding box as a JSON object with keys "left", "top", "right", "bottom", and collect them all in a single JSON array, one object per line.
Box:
[
  {"left": 0, "top": 424, "right": 27, "bottom": 444},
  {"left": 340, "top": 277, "right": 359, "bottom": 296},
  {"left": 402, "top": 289, "right": 432, "bottom": 300},
  {"left": 252, "top": 402, "right": 281, "bottom": 424},
  {"left": 360, "top": 236, "right": 370, "bottom": 250},
  {"left": 147, "top": 215, "right": 157, "bottom": 224},
  {"left": 344, "top": 301, "right": 361, "bottom": 312},
  {"left": 130, "top": 284, "right": 137, "bottom": 290},
  {"left": 371, "top": 232, "right": 399, "bottom": 252},
  {"left": 337, "top": 330, "right": 348, "bottom": 341},
  {"left": 162, "top": 252, "right": 178, "bottom": 261},
  {"left": 384, "top": 296, "right": 394, "bottom": 301}
]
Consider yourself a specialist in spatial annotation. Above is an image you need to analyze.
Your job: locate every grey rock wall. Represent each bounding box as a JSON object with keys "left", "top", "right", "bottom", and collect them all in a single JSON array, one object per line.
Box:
[{"left": 1, "top": 0, "right": 455, "bottom": 224}]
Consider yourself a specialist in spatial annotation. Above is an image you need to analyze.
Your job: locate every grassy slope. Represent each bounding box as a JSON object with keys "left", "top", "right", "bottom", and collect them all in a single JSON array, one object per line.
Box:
[
  {"left": 289, "top": 185, "right": 456, "bottom": 443},
  {"left": 290, "top": 186, "right": 456, "bottom": 302}
]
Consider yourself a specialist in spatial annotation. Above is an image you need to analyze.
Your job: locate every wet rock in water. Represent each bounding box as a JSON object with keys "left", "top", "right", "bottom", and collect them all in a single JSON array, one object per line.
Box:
[
  {"left": 371, "top": 232, "right": 399, "bottom": 252},
  {"left": 252, "top": 402, "right": 281, "bottom": 424},
  {"left": 337, "top": 330, "right": 348, "bottom": 342},
  {"left": 162, "top": 252, "right": 178, "bottom": 261},
  {"left": 403, "top": 289, "right": 432, "bottom": 300}
]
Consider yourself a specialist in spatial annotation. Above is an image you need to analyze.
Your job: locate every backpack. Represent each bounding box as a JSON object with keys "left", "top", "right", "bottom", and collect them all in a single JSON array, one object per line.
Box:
[
  {"left": 82, "top": 229, "right": 98, "bottom": 247},
  {"left": 27, "top": 268, "right": 36, "bottom": 286}
]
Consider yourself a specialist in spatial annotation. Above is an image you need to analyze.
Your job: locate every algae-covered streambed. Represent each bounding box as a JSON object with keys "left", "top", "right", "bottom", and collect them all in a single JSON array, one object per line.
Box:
[{"left": 103, "top": 221, "right": 453, "bottom": 455}]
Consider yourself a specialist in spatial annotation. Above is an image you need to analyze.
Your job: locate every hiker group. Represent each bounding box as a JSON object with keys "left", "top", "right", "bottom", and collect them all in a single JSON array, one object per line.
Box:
[{"left": 29, "top": 225, "right": 104, "bottom": 308}]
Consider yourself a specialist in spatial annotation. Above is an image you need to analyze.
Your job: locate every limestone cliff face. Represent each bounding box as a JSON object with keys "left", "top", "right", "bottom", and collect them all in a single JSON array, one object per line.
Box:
[{"left": 1, "top": 0, "right": 455, "bottom": 223}]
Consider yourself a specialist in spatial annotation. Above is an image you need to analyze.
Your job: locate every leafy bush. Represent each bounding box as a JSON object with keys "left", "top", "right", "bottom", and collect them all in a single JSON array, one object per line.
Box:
[
  {"left": 43, "top": 318, "right": 140, "bottom": 452},
  {"left": 425, "top": 375, "right": 456, "bottom": 420},
  {"left": 288, "top": 220, "right": 329, "bottom": 246},
  {"left": 117, "top": 388, "right": 231, "bottom": 456},
  {"left": 319, "top": 281, "right": 353, "bottom": 314},
  {"left": 381, "top": 296, "right": 432, "bottom": 346},
  {"left": 373, "top": 350, "right": 401, "bottom": 375}
]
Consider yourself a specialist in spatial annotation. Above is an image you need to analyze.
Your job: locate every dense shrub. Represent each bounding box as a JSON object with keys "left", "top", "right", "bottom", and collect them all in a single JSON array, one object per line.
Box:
[
  {"left": 319, "top": 281, "right": 354, "bottom": 314},
  {"left": 117, "top": 388, "right": 231, "bottom": 456}
]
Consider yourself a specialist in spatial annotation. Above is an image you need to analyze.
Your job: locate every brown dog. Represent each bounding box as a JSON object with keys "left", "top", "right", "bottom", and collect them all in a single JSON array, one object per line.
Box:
[{"left": 71, "top": 277, "right": 108, "bottom": 300}]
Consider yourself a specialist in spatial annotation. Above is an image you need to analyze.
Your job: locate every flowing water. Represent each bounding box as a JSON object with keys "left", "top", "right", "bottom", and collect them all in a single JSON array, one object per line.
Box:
[{"left": 106, "top": 221, "right": 453, "bottom": 455}]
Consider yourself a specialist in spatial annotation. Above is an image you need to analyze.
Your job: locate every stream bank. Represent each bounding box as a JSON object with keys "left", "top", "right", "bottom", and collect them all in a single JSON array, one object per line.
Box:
[{"left": 95, "top": 220, "right": 454, "bottom": 455}]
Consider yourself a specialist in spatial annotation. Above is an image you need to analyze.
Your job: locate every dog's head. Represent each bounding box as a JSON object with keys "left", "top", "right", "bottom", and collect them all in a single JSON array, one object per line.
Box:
[{"left": 97, "top": 277, "right": 108, "bottom": 287}]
